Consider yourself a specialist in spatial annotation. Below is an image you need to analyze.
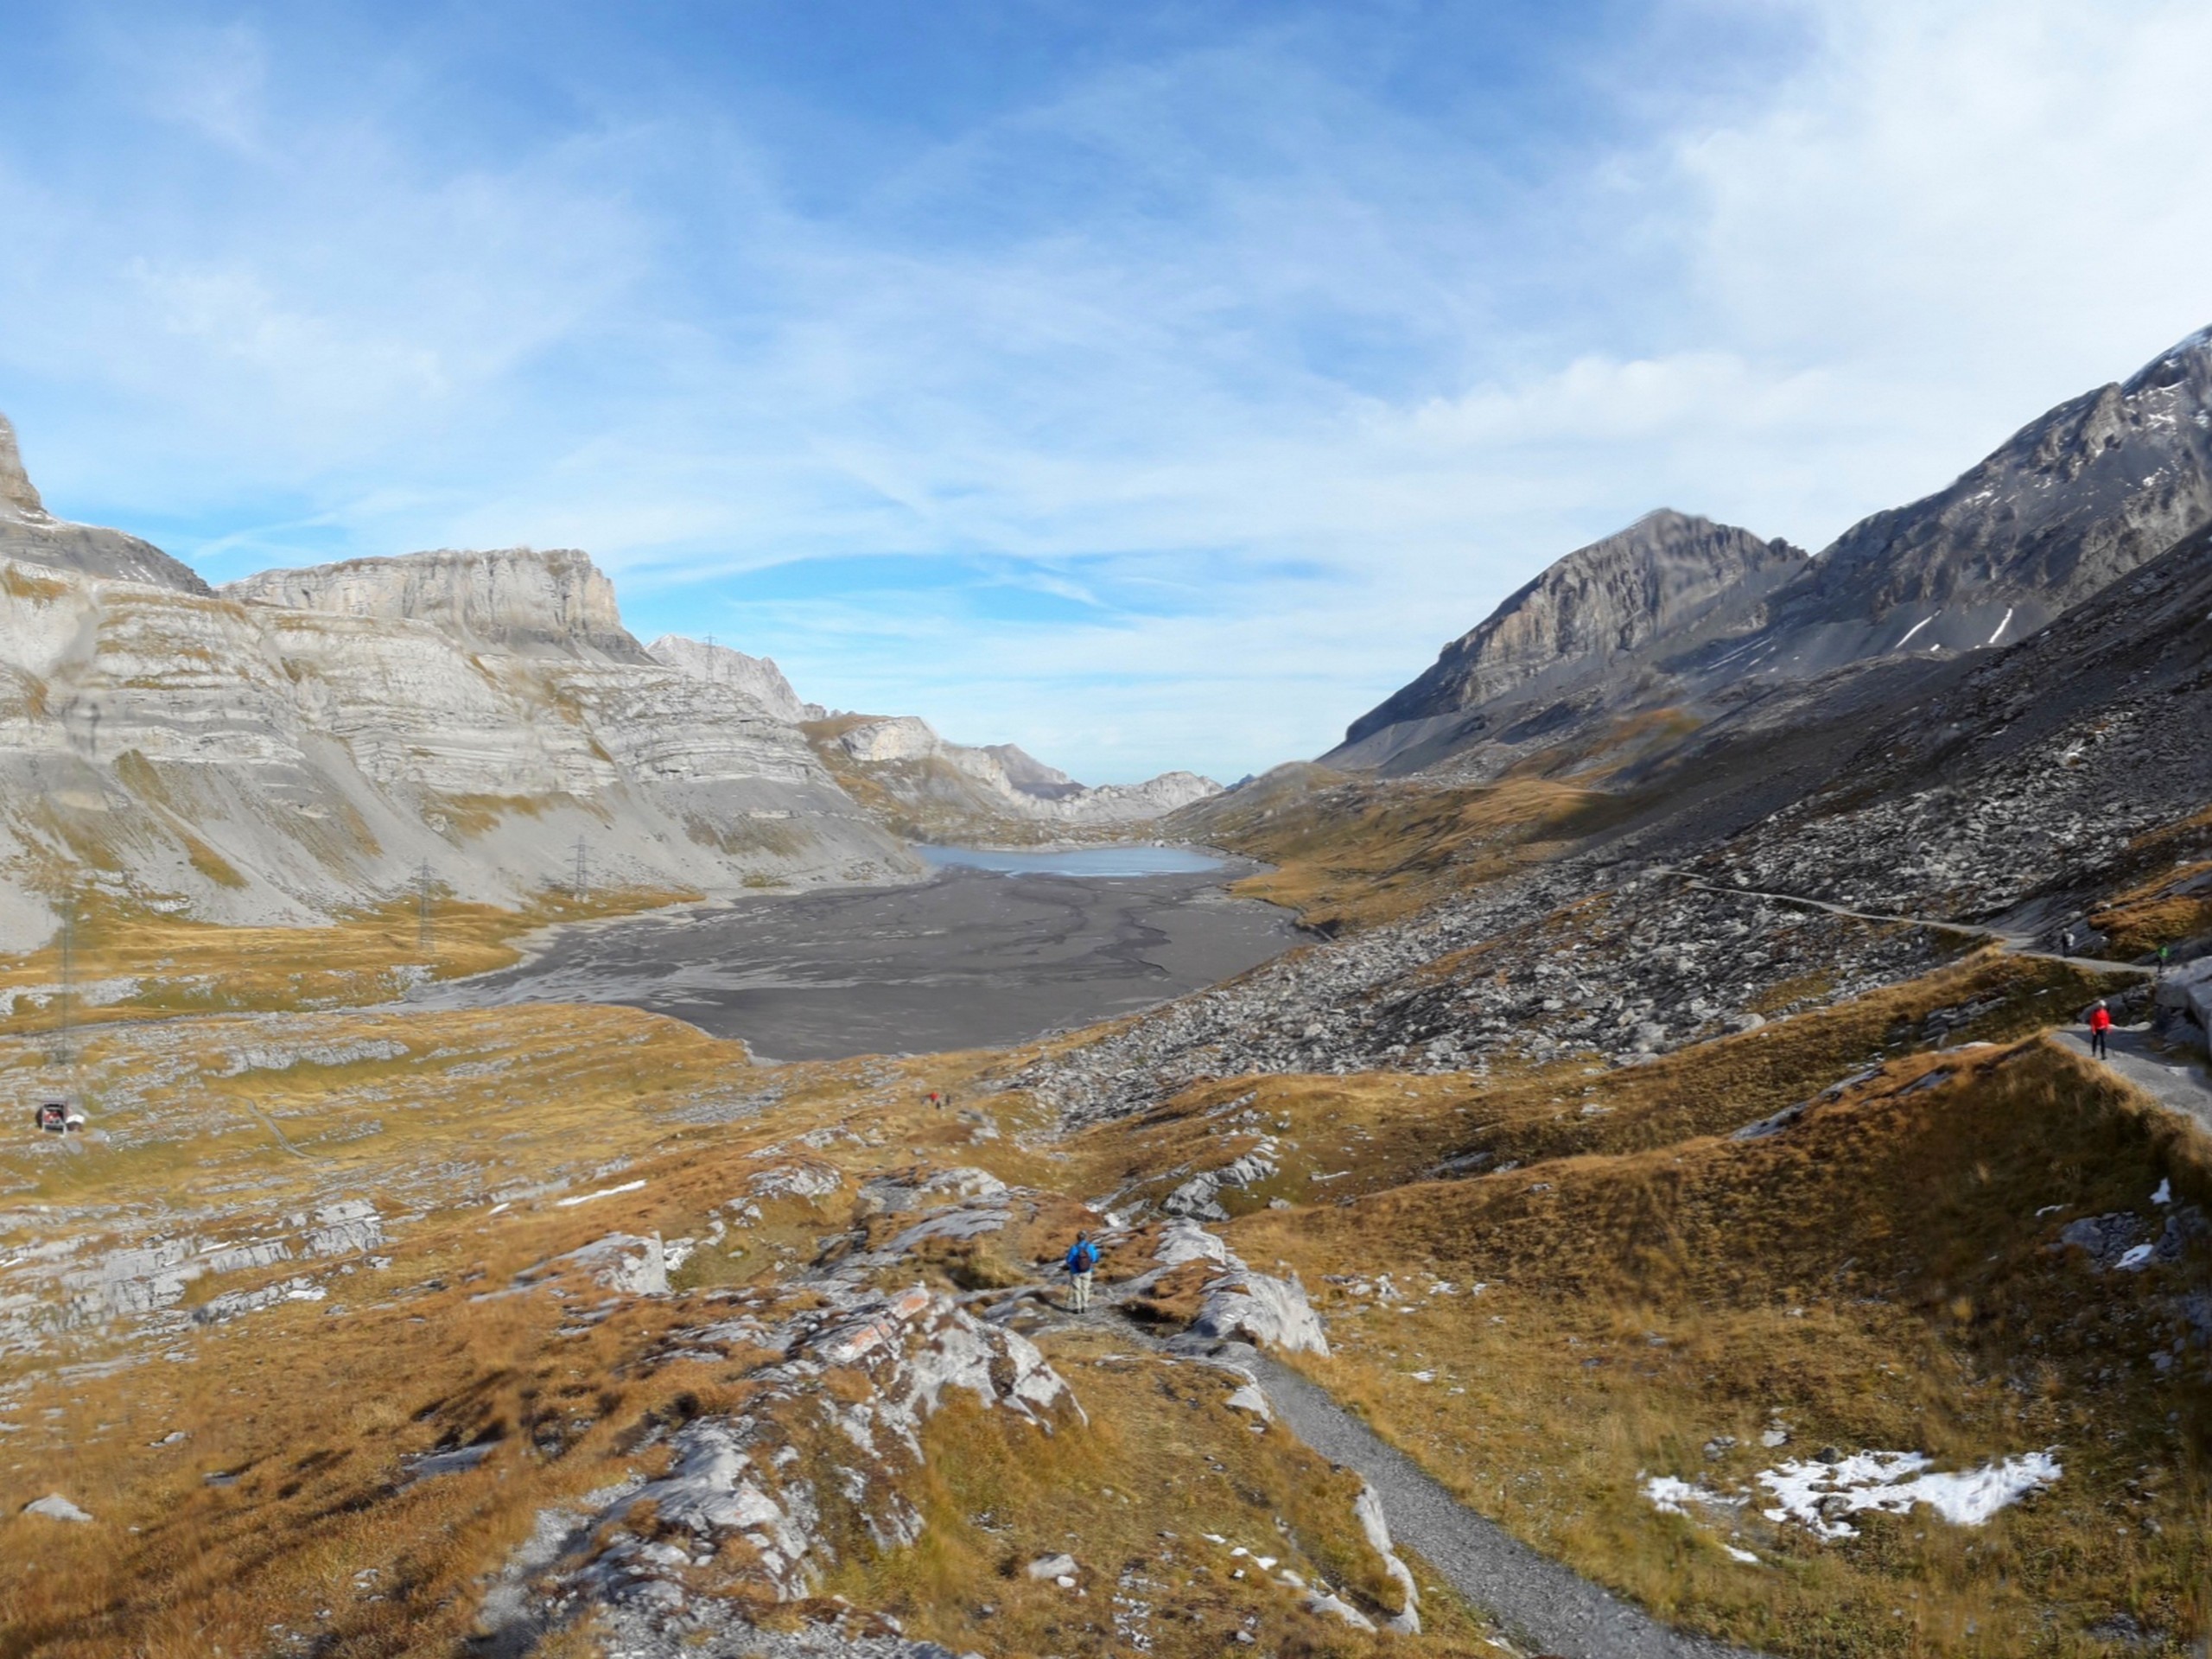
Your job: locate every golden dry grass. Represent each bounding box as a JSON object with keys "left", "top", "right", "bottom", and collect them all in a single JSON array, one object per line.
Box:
[
  {"left": 1068, "top": 947, "right": 2138, "bottom": 1219},
  {"left": 1219, "top": 1039, "right": 2212, "bottom": 1656},
  {"left": 0, "top": 884, "right": 696, "bottom": 1039},
  {"left": 1210, "top": 776, "right": 1625, "bottom": 930},
  {"left": 0, "top": 1004, "right": 1510, "bottom": 1659}
]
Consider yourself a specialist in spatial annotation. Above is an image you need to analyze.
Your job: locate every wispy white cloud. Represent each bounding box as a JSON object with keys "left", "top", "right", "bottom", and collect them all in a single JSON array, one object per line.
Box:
[{"left": 0, "top": 1, "right": 2207, "bottom": 781}]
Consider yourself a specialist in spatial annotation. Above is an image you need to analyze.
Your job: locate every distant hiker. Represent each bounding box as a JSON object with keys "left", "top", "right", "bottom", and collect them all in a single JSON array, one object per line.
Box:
[
  {"left": 2062, "top": 927, "right": 2076, "bottom": 957},
  {"left": 1064, "top": 1230, "right": 1099, "bottom": 1313},
  {"left": 2158, "top": 944, "right": 2170, "bottom": 983},
  {"left": 2089, "top": 1000, "right": 2113, "bottom": 1060},
  {"left": 925, "top": 1091, "right": 940, "bottom": 1110}
]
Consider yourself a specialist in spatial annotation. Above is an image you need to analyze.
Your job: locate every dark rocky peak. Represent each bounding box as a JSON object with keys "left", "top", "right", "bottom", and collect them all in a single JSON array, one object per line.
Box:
[
  {"left": 1750, "top": 324, "right": 2212, "bottom": 671},
  {"left": 0, "top": 410, "right": 212, "bottom": 594},
  {"left": 1341, "top": 509, "right": 1804, "bottom": 748}
]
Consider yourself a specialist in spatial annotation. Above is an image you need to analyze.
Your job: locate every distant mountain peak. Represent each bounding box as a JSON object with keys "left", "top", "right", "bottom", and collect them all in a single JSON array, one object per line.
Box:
[
  {"left": 0, "top": 410, "right": 211, "bottom": 594},
  {"left": 0, "top": 413, "right": 48, "bottom": 518},
  {"left": 1340, "top": 510, "right": 1804, "bottom": 749}
]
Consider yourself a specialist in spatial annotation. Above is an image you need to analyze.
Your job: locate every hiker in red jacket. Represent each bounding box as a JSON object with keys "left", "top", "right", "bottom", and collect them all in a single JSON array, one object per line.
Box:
[{"left": 2088, "top": 1000, "right": 2113, "bottom": 1060}]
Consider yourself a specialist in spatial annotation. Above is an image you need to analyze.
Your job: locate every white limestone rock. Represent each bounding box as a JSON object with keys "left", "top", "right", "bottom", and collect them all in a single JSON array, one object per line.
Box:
[
  {"left": 647, "top": 633, "right": 823, "bottom": 723},
  {"left": 828, "top": 714, "right": 1219, "bottom": 825},
  {"left": 1192, "top": 1270, "right": 1331, "bottom": 1357},
  {"left": 22, "top": 1493, "right": 92, "bottom": 1522},
  {"left": 0, "top": 543, "right": 916, "bottom": 948},
  {"left": 560, "top": 1233, "right": 669, "bottom": 1296}
]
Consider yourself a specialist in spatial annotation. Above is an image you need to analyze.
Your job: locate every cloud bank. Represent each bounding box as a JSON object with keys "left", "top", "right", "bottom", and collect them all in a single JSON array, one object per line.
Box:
[{"left": 0, "top": 0, "right": 2207, "bottom": 780}]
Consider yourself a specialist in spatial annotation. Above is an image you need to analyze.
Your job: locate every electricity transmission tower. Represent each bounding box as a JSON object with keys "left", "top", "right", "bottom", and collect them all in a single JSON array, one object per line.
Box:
[{"left": 416, "top": 861, "right": 435, "bottom": 956}]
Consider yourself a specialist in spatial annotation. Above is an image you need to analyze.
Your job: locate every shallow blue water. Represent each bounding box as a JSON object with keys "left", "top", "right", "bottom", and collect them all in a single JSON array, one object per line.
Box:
[{"left": 913, "top": 842, "right": 1226, "bottom": 877}]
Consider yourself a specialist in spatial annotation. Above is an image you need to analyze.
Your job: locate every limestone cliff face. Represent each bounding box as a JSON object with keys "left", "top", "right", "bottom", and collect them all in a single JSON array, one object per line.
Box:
[
  {"left": 1343, "top": 511, "right": 1804, "bottom": 747},
  {"left": 646, "top": 635, "right": 824, "bottom": 724},
  {"left": 0, "top": 555, "right": 912, "bottom": 947},
  {"left": 225, "top": 547, "right": 649, "bottom": 662},
  {"left": 0, "top": 413, "right": 212, "bottom": 595}
]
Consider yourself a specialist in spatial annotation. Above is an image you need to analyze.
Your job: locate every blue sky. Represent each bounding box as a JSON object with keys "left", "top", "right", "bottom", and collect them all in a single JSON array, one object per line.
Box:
[{"left": 3, "top": 1, "right": 2209, "bottom": 782}]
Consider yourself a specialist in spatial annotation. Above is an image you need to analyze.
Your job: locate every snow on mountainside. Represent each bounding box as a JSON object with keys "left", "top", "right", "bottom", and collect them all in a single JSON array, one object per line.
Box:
[{"left": 1726, "top": 322, "right": 2212, "bottom": 677}]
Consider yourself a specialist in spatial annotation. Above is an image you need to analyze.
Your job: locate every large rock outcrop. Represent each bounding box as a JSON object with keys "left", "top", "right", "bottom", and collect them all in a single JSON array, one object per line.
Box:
[
  {"left": 0, "top": 413, "right": 212, "bottom": 595},
  {"left": 0, "top": 548, "right": 912, "bottom": 946},
  {"left": 225, "top": 546, "right": 650, "bottom": 662},
  {"left": 645, "top": 634, "right": 824, "bottom": 723}
]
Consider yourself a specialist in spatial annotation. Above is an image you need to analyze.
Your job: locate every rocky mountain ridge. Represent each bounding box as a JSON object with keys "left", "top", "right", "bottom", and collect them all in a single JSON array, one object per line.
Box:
[
  {"left": 1335, "top": 511, "right": 1803, "bottom": 765},
  {"left": 0, "top": 490, "right": 918, "bottom": 946},
  {"left": 0, "top": 412, "right": 1250, "bottom": 945},
  {"left": 0, "top": 413, "right": 212, "bottom": 595},
  {"left": 1338, "top": 324, "right": 2212, "bottom": 777},
  {"left": 645, "top": 634, "right": 826, "bottom": 724},
  {"left": 817, "top": 713, "right": 1221, "bottom": 830}
]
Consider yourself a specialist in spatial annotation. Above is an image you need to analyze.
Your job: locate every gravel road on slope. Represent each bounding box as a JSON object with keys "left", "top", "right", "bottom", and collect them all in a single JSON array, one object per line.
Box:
[
  {"left": 2057, "top": 1026, "right": 2212, "bottom": 1134},
  {"left": 1221, "top": 1342, "right": 1772, "bottom": 1659}
]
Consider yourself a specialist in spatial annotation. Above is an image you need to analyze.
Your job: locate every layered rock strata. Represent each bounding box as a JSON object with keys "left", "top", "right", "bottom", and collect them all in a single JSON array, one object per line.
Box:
[
  {"left": 0, "top": 549, "right": 911, "bottom": 945},
  {"left": 646, "top": 633, "right": 825, "bottom": 723},
  {"left": 224, "top": 545, "right": 650, "bottom": 662}
]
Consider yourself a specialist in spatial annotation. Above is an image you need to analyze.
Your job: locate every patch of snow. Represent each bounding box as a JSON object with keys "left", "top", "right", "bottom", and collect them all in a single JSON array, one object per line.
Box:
[
  {"left": 1642, "top": 1474, "right": 1743, "bottom": 1516},
  {"left": 556, "top": 1179, "right": 646, "bottom": 1208},
  {"left": 1758, "top": 1449, "right": 2060, "bottom": 1540},
  {"left": 1892, "top": 613, "right": 1938, "bottom": 650}
]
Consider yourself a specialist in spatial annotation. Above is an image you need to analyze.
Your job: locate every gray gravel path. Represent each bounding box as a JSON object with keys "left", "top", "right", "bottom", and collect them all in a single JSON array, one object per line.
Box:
[
  {"left": 1659, "top": 869, "right": 2154, "bottom": 978},
  {"left": 1212, "top": 1341, "right": 1771, "bottom": 1659},
  {"left": 2056, "top": 1025, "right": 2212, "bottom": 1134}
]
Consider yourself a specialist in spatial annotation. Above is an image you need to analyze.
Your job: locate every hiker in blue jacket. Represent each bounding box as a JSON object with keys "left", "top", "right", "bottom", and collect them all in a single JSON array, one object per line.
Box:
[{"left": 1064, "top": 1230, "right": 1099, "bottom": 1313}]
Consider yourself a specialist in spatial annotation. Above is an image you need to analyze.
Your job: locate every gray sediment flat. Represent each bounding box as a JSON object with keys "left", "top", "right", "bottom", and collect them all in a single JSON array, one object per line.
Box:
[{"left": 413, "top": 862, "right": 1304, "bottom": 1061}]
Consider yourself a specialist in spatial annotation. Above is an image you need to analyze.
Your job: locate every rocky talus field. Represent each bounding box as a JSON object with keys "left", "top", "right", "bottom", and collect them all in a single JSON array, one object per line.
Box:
[{"left": 3, "top": 327, "right": 2212, "bottom": 1659}]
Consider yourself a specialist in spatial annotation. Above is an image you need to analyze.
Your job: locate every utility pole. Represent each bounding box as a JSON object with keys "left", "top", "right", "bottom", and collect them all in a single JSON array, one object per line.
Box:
[
  {"left": 704, "top": 633, "right": 716, "bottom": 683},
  {"left": 572, "top": 835, "right": 590, "bottom": 901}
]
